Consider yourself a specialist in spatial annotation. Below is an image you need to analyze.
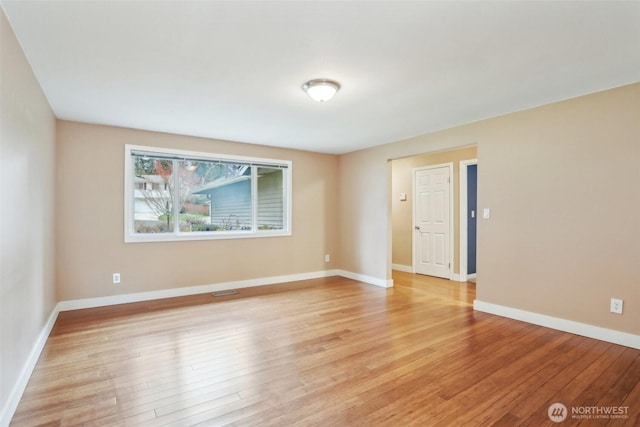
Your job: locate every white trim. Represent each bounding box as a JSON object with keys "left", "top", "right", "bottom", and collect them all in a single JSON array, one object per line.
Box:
[
  {"left": 337, "top": 270, "right": 394, "bottom": 288},
  {"left": 58, "top": 270, "right": 341, "bottom": 311},
  {"left": 473, "top": 300, "right": 640, "bottom": 350},
  {"left": 450, "top": 273, "right": 463, "bottom": 282},
  {"left": 450, "top": 273, "right": 474, "bottom": 282},
  {"left": 1, "top": 306, "right": 60, "bottom": 427},
  {"left": 459, "top": 158, "right": 478, "bottom": 283},
  {"left": 412, "top": 163, "right": 454, "bottom": 280},
  {"left": 391, "top": 263, "right": 413, "bottom": 273},
  {"left": 58, "top": 269, "right": 393, "bottom": 312}
]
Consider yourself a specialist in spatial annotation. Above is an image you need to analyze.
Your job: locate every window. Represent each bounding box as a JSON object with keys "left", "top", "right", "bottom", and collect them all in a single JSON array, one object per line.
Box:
[{"left": 124, "top": 145, "right": 291, "bottom": 242}]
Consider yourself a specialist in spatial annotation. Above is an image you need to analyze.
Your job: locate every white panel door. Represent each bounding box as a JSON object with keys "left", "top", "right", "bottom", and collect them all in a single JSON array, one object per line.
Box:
[{"left": 413, "top": 165, "right": 451, "bottom": 278}]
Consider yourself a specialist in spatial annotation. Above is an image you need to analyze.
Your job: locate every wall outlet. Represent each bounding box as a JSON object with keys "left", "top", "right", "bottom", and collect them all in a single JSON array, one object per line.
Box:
[
  {"left": 610, "top": 298, "right": 623, "bottom": 314},
  {"left": 325, "top": 254, "right": 330, "bottom": 263},
  {"left": 113, "top": 273, "right": 121, "bottom": 284}
]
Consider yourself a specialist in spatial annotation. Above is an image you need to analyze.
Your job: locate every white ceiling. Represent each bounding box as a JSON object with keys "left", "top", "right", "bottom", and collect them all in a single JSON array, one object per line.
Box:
[{"left": 2, "top": 1, "right": 639, "bottom": 154}]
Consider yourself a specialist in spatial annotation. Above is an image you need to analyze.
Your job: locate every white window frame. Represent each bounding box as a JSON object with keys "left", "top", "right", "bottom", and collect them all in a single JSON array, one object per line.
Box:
[{"left": 124, "top": 144, "right": 292, "bottom": 243}]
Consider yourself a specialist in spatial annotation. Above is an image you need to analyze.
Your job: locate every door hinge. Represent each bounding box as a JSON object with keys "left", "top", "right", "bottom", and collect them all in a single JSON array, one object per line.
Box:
[
  {"left": 448, "top": 263, "right": 451, "bottom": 269},
  {"left": 448, "top": 177, "right": 451, "bottom": 183}
]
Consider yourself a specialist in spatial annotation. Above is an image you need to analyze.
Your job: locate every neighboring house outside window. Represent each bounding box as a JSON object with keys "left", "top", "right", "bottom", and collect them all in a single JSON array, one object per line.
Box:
[
  {"left": 124, "top": 145, "right": 291, "bottom": 242},
  {"left": 192, "top": 166, "right": 284, "bottom": 231}
]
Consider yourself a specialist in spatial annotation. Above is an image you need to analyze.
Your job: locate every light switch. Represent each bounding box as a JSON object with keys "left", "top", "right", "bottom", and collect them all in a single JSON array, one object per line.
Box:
[
  {"left": 399, "top": 193, "right": 407, "bottom": 201},
  {"left": 483, "top": 208, "right": 491, "bottom": 219}
]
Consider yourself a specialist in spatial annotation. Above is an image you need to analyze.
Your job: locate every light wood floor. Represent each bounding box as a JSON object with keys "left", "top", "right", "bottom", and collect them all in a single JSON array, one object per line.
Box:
[{"left": 11, "top": 272, "right": 640, "bottom": 426}]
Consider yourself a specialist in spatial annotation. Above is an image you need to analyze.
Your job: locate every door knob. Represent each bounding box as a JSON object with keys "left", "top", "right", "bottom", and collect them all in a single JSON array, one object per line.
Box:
[{"left": 414, "top": 226, "right": 420, "bottom": 230}]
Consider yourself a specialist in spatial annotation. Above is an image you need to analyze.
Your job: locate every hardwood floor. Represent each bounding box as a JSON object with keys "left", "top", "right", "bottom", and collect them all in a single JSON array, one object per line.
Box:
[{"left": 11, "top": 272, "right": 640, "bottom": 426}]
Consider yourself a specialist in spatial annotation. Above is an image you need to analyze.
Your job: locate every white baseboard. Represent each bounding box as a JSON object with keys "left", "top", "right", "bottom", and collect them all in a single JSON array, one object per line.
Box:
[
  {"left": 451, "top": 273, "right": 475, "bottom": 282},
  {"left": 57, "top": 269, "right": 393, "bottom": 312},
  {"left": 337, "top": 270, "right": 393, "bottom": 288},
  {"left": 473, "top": 300, "right": 640, "bottom": 350},
  {"left": 1, "top": 306, "right": 60, "bottom": 427},
  {"left": 58, "top": 269, "right": 343, "bottom": 311},
  {"left": 391, "top": 264, "right": 413, "bottom": 273}
]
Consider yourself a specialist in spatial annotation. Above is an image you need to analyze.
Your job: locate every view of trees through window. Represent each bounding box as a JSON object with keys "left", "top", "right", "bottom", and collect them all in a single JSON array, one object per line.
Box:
[{"left": 131, "top": 151, "right": 286, "bottom": 236}]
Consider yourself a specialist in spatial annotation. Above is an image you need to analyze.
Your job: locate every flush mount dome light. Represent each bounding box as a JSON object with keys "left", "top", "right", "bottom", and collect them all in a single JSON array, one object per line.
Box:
[{"left": 302, "top": 79, "right": 341, "bottom": 102}]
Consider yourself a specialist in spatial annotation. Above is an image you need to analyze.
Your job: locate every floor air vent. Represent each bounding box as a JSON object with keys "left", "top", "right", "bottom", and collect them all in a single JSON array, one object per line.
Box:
[{"left": 212, "top": 290, "right": 237, "bottom": 297}]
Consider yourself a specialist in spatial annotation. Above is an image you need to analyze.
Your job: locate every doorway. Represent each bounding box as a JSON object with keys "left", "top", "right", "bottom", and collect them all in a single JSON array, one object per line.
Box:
[
  {"left": 390, "top": 146, "right": 477, "bottom": 281},
  {"left": 459, "top": 159, "right": 478, "bottom": 281}
]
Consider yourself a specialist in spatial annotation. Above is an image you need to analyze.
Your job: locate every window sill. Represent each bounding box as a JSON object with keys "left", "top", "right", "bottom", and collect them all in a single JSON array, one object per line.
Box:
[{"left": 124, "top": 230, "right": 292, "bottom": 243}]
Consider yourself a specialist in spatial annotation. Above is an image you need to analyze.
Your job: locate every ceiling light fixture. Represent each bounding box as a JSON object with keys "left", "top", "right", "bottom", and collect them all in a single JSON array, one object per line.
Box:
[{"left": 302, "top": 79, "right": 341, "bottom": 102}]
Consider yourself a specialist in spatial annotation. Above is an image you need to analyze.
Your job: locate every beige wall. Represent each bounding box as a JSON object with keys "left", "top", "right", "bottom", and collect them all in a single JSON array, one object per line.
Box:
[
  {"left": 0, "top": 9, "right": 57, "bottom": 420},
  {"left": 340, "top": 83, "right": 640, "bottom": 335},
  {"left": 55, "top": 121, "right": 339, "bottom": 300},
  {"left": 476, "top": 84, "right": 639, "bottom": 334},
  {"left": 391, "top": 146, "right": 478, "bottom": 272}
]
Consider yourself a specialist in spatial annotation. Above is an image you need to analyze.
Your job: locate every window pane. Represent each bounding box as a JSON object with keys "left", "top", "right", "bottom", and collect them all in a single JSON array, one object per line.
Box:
[
  {"left": 181, "top": 160, "right": 252, "bottom": 232},
  {"left": 133, "top": 156, "right": 174, "bottom": 233},
  {"left": 126, "top": 145, "right": 291, "bottom": 242},
  {"left": 257, "top": 167, "right": 284, "bottom": 230}
]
